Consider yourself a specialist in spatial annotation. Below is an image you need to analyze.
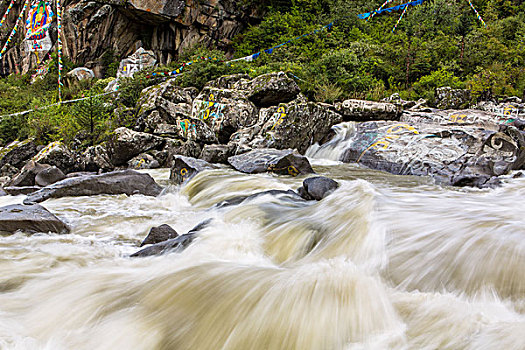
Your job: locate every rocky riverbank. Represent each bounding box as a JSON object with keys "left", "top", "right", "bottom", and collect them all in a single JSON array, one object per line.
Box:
[{"left": 2, "top": 71, "right": 524, "bottom": 194}]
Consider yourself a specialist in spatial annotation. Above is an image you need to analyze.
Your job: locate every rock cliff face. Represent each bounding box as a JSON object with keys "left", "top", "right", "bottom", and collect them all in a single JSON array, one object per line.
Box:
[{"left": 0, "top": 0, "right": 262, "bottom": 76}]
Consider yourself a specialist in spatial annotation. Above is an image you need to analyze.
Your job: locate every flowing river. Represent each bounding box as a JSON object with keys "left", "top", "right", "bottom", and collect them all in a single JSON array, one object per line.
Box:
[{"left": 1, "top": 128, "right": 524, "bottom": 349}]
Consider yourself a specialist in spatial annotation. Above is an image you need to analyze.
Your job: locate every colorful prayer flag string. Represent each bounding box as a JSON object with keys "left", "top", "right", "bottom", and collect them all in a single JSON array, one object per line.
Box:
[
  {"left": 392, "top": 3, "right": 409, "bottom": 32},
  {"left": 0, "top": 0, "right": 17, "bottom": 29},
  {"left": 367, "top": 0, "right": 395, "bottom": 21},
  {"left": 0, "top": 0, "right": 31, "bottom": 60},
  {"left": 466, "top": 0, "right": 486, "bottom": 27},
  {"left": 57, "top": 0, "right": 63, "bottom": 101}
]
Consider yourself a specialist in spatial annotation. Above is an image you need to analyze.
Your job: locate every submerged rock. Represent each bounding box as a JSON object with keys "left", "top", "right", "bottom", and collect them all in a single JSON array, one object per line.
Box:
[
  {"left": 297, "top": 176, "right": 340, "bottom": 201},
  {"left": 0, "top": 204, "right": 70, "bottom": 235},
  {"left": 131, "top": 219, "right": 212, "bottom": 257},
  {"left": 169, "top": 155, "right": 215, "bottom": 185},
  {"left": 228, "top": 148, "right": 314, "bottom": 176},
  {"left": 24, "top": 170, "right": 163, "bottom": 204},
  {"left": 140, "top": 224, "right": 179, "bottom": 247},
  {"left": 215, "top": 189, "right": 305, "bottom": 209}
]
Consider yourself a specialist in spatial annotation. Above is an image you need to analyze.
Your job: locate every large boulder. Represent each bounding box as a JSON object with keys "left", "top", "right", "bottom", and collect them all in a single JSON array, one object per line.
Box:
[
  {"left": 435, "top": 87, "right": 472, "bottom": 110},
  {"left": 162, "top": 139, "right": 203, "bottom": 167},
  {"left": 79, "top": 145, "right": 114, "bottom": 172},
  {"left": 0, "top": 204, "right": 70, "bottom": 235},
  {"left": 228, "top": 148, "right": 314, "bottom": 176},
  {"left": 199, "top": 144, "right": 237, "bottom": 164},
  {"left": 107, "top": 127, "right": 165, "bottom": 166},
  {"left": 230, "top": 99, "right": 342, "bottom": 154},
  {"left": 215, "top": 189, "right": 305, "bottom": 209},
  {"left": 169, "top": 155, "right": 215, "bottom": 184},
  {"left": 335, "top": 99, "right": 401, "bottom": 121},
  {"left": 0, "top": 139, "right": 38, "bottom": 169},
  {"left": 238, "top": 72, "right": 300, "bottom": 107},
  {"left": 35, "top": 167, "right": 66, "bottom": 187},
  {"left": 24, "top": 170, "right": 163, "bottom": 204},
  {"left": 135, "top": 79, "right": 198, "bottom": 135},
  {"left": 32, "top": 142, "right": 76, "bottom": 174},
  {"left": 191, "top": 86, "right": 259, "bottom": 144},
  {"left": 7, "top": 161, "right": 50, "bottom": 187},
  {"left": 66, "top": 67, "right": 95, "bottom": 81},
  {"left": 400, "top": 108, "right": 517, "bottom": 131},
  {"left": 117, "top": 48, "right": 157, "bottom": 79},
  {"left": 338, "top": 119, "right": 525, "bottom": 188}
]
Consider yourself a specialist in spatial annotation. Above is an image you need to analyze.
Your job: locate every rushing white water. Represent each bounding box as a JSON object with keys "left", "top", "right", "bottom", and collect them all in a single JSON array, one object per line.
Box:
[{"left": 1, "top": 154, "right": 525, "bottom": 348}]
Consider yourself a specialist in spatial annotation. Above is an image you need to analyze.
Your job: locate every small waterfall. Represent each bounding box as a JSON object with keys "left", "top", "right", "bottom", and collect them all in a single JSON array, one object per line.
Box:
[{"left": 306, "top": 122, "right": 356, "bottom": 161}]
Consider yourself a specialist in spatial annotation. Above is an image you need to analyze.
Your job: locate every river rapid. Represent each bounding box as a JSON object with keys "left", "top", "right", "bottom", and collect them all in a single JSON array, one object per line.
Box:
[{"left": 1, "top": 130, "right": 525, "bottom": 349}]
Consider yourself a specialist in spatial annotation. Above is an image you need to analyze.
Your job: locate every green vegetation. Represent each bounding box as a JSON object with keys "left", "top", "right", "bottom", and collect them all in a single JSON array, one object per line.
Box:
[{"left": 1, "top": 0, "right": 524, "bottom": 148}]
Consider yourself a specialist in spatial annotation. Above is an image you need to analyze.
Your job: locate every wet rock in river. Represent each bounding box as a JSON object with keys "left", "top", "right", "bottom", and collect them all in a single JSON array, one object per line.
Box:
[
  {"left": 169, "top": 155, "right": 215, "bottom": 185},
  {"left": 132, "top": 220, "right": 212, "bottom": 257},
  {"left": 215, "top": 190, "right": 305, "bottom": 209},
  {"left": 140, "top": 224, "right": 179, "bottom": 247},
  {"left": 24, "top": 170, "right": 163, "bottom": 204},
  {"left": 0, "top": 204, "right": 70, "bottom": 235},
  {"left": 297, "top": 176, "right": 340, "bottom": 201},
  {"left": 3, "top": 186, "right": 41, "bottom": 196},
  {"left": 228, "top": 148, "right": 314, "bottom": 176},
  {"left": 339, "top": 117, "right": 525, "bottom": 188}
]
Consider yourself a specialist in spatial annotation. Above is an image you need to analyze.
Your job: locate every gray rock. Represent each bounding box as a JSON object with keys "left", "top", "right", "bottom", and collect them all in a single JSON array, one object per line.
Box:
[
  {"left": 0, "top": 204, "right": 70, "bottom": 235},
  {"left": 191, "top": 85, "right": 259, "bottom": 144},
  {"left": 24, "top": 170, "right": 163, "bottom": 204},
  {"left": 108, "top": 127, "right": 165, "bottom": 166},
  {"left": 140, "top": 224, "right": 179, "bottom": 247},
  {"left": 228, "top": 148, "right": 314, "bottom": 176},
  {"left": 117, "top": 48, "right": 157, "bottom": 79},
  {"left": 3, "top": 186, "right": 41, "bottom": 196},
  {"left": 240, "top": 72, "right": 300, "bottom": 107},
  {"left": 66, "top": 67, "right": 95, "bottom": 81},
  {"left": 0, "top": 139, "right": 38, "bottom": 169},
  {"left": 297, "top": 176, "right": 340, "bottom": 201},
  {"left": 32, "top": 142, "right": 75, "bottom": 174},
  {"left": 131, "top": 219, "right": 212, "bottom": 257},
  {"left": 199, "top": 144, "right": 236, "bottom": 164},
  {"left": 215, "top": 189, "right": 305, "bottom": 208},
  {"left": 435, "top": 87, "right": 472, "bottom": 109},
  {"left": 335, "top": 99, "right": 401, "bottom": 121},
  {"left": 7, "top": 161, "right": 50, "bottom": 187},
  {"left": 169, "top": 155, "right": 214, "bottom": 185},
  {"left": 35, "top": 167, "right": 66, "bottom": 187},
  {"left": 135, "top": 79, "right": 198, "bottom": 135},
  {"left": 0, "top": 187, "right": 6, "bottom": 196},
  {"left": 338, "top": 119, "right": 525, "bottom": 188},
  {"left": 128, "top": 153, "right": 160, "bottom": 169},
  {"left": 80, "top": 145, "right": 114, "bottom": 172},
  {"left": 230, "top": 99, "right": 342, "bottom": 154}
]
